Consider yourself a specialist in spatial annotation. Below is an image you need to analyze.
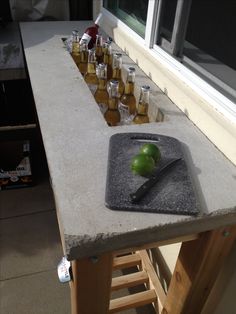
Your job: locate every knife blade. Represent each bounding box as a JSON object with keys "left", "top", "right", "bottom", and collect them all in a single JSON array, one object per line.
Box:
[{"left": 130, "top": 158, "right": 182, "bottom": 203}]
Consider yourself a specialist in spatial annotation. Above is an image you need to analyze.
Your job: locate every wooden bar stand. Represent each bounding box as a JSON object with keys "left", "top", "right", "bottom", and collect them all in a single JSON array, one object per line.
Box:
[{"left": 70, "top": 225, "right": 236, "bottom": 314}]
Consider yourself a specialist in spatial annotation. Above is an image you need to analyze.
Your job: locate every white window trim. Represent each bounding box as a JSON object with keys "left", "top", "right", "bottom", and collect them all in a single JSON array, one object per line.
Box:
[
  {"left": 101, "top": 3, "right": 236, "bottom": 124},
  {"left": 151, "top": 44, "right": 236, "bottom": 124}
]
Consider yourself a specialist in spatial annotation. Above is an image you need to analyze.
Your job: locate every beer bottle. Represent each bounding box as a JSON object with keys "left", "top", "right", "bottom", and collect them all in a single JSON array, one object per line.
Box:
[
  {"left": 78, "top": 39, "right": 88, "bottom": 76},
  {"left": 102, "top": 41, "right": 112, "bottom": 80},
  {"left": 94, "top": 63, "right": 109, "bottom": 113},
  {"left": 109, "top": 53, "right": 125, "bottom": 98},
  {"left": 120, "top": 67, "right": 137, "bottom": 115},
  {"left": 84, "top": 49, "right": 98, "bottom": 95},
  {"left": 104, "top": 80, "right": 121, "bottom": 126},
  {"left": 71, "top": 30, "right": 80, "bottom": 67},
  {"left": 95, "top": 34, "right": 103, "bottom": 64},
  {"left": 133, "top": 85, "right": 150, "bottom": 124}
]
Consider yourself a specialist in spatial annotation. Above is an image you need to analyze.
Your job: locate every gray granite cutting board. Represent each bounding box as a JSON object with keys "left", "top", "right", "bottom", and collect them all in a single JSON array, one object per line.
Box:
[{"left": 105, "top": 133, "right": 198, "bottom": 215}]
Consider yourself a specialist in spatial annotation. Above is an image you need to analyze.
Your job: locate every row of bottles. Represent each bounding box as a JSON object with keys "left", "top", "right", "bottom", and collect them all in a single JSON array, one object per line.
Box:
[
  {"left": 71, "top": 35, "right": 113, "bottom": 79},
  {"left": 69, "top": 24, "right": 150, "bottom": 126}
]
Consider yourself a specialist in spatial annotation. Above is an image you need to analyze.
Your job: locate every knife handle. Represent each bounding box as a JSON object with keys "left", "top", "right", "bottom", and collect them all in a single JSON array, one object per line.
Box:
[{"left": 130, "top": 176, "right": 161, "bottom": 203}]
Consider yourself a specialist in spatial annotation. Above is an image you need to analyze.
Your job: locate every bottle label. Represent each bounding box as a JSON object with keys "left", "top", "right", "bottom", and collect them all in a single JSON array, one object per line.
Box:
[{"left": 80, "top": 33, "right": 91, "bottom": 45}]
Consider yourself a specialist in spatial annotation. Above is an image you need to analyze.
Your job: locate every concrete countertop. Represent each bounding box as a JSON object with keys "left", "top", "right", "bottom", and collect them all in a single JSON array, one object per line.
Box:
[{"left": 20, "top": 21, "right": 236, "bottom": 260}]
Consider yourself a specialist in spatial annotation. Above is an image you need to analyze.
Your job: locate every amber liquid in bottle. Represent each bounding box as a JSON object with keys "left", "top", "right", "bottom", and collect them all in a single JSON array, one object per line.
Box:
[
  {"left": 104, "top": 80, "right": 120, "bottom": 126},
  {"left": 95, "top": 34, "right": 104, "bottom": 64},
  {"left": 120, "top": 67, "right": 137, "bottom": 115},
  {"left": 102, "top": 41, "right": 112, "bottom": 80},
  {"left": 78, "top": 40, "right": 88, "bottom": 76},
  {"left": 71, "top": 30, "right": 80, "bottom": 67},
  {"left": 94, "top": 63, "right": 109, "bottom": 113},
  {"left": 109, "top": 53, "right": 125, "bottom": 98},
  {"left": 133, "top": 85, "right": 150, "bottom": 124}
]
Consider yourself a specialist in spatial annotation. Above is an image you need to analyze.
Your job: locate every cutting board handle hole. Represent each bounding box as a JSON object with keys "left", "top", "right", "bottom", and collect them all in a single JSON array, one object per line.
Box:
[{"left": 131, "top": 138, "right": 160, "bottom": 143}]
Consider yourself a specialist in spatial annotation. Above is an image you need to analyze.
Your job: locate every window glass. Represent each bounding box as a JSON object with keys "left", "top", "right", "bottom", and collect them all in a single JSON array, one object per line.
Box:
[
  {"left": 160, "top": 0, "right": 178, "bottom": 41},
  {"left": 185, "top": 0, "right": 236, "bottom": 70},
  {"left": 103, "top": 0, "right": 148, "bottom": 38}
]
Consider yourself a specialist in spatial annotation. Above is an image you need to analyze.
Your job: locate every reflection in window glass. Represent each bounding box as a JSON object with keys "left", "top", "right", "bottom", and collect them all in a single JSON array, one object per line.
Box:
[
  {"left": 185, "top": 0, "right": 236, "bottom": 70},
  {"left": 160, "top": 0, "right": 178, "bottom": 41},
  {"left": 103, "top": 0, "right": 148, "bottom": 38}
]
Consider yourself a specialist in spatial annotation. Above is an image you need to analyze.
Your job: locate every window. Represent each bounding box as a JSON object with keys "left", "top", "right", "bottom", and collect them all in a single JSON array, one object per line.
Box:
[
  {"left": 103, "top": 0, "right": 148, "bottom": 38},
  {"left": 102, "top": 0, "right": 236, "bottom": 117}
]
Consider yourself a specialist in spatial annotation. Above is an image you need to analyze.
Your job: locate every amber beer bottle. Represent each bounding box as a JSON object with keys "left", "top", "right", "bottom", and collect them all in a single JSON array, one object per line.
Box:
[
  {"left": 84, "top": 49, "right": 98, "bottom": 95},
  {"left": 109, "top": 53, "right": 125, "bottom": 97},
  {"left": 104, "top": 80, "right": 121, "bottom": 126},
  {"left": 133, "top": 85, "right": 150, "bottom": 124},
  {"left": 95, "top": 34, "right": 104, "bottom": 64},
  {"left": 80, "top": 13, "right": 103, "bottom": 49},
  {"left": 102, "top": 41, "right": 112, "bottom": 80},
  {"left": 120, "top": 67, "right": 137, "bottom": 115},
  {"left": 71, "top": 30, "right": 80, "bottom": 67},
  {"left": 78, "top": 39, "right": 88, "bottom": 76},
  {"left": 94, "top": 63, "right": 109, "bottom": 113}
]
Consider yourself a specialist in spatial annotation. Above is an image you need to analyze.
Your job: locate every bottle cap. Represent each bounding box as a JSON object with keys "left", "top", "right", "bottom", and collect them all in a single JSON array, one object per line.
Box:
[
  {"left": 128, "top": 67, "right": 135, "bottom": 72},
  {"left": 141, "top": 85, "right": 150, "bottom": 91},
  {"left": 72, "top": 30, "right": 80, "bottom": 42},
  {"left": 72, "top": 29, "right": 79, "bottom": 36},
  {"left": 114, "top": 53, "right": 122, "bottom": 58},
  {"left": 110, "top": 80, "right": 119, "bottom": 87},
  {"left": 98, "top": 63, "right": 106, "bottom": 70}
]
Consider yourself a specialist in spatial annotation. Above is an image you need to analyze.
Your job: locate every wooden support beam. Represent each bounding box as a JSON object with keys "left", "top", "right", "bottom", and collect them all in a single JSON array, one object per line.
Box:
[
  {"left": 114, "top": 234, "right": 199, "bottom": 256},
  {"left": 162, "top": 226, "right": 236, "bottom": 314},
  {"left": 70, "top": 253, "right": 113, "bottom": 314}
]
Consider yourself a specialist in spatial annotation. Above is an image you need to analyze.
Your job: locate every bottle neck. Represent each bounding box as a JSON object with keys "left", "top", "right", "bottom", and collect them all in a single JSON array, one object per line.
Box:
[
  {"left": 124, "top": 82, "right": 134, "bottom": 95},
  {"left": 137, "top": 100, "right": 149, "bottom": 115},
  {"left": 87, "top": 62, "right": 96, "bottom": 74},
  {"left": 112, "top": 68, "right": 122, "bottom": 80},
  {"left": 108, "top": 97, "right": 119, "bottom": 110},
  {"left": 94, "top": 13, "right": 103, "bottom": 27},
  {"left": 80, "top": 51, "right": 88, "bottom": 63},
  {"left": 98, "top": 78, "right": 107, "bottom": 90}
]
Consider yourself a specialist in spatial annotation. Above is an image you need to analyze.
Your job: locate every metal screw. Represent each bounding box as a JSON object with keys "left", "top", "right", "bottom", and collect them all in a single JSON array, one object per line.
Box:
[
  {"left": 223, "top": 230, "right": 230, "bottom": 237},
  {"left": 90, "top": 256, "right": 99, "bottom": 263}
]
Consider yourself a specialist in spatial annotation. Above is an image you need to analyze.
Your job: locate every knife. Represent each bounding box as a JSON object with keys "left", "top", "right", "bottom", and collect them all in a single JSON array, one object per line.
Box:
[{"left": 130, "top": 158, "right": 182, "bottom": 203}]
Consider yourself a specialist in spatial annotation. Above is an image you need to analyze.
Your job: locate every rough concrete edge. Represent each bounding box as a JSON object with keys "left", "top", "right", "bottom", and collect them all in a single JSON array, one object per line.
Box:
[{"left": 65, "top": 206, "right": 236, "bottom": 260}]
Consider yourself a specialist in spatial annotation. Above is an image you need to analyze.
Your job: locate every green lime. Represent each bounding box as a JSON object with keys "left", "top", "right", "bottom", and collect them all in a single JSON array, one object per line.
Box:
[
  {"left": 139, "top": 143, "right": 161, "bottom": 163},
  {"left": 131, "top": 154, "right": 155, "bottom": 176}
]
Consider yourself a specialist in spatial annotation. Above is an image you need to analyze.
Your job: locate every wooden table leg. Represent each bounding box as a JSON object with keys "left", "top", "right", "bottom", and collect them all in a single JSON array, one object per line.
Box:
[
  {"left": 162, "top": 225, "right": 236, "bottom": 314},
  {"left": 70, "top": 252, "right": 113, "bottom": 314}
]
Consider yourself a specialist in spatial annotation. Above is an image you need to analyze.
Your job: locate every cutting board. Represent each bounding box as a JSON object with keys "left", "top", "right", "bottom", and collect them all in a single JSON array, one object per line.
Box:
[{"left": 105, "top": 133, "right": 198, "bottom": 215}]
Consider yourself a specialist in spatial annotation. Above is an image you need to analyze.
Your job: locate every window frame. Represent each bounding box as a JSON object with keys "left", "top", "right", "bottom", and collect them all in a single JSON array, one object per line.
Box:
[{"left": 101, "top": 0, "right": 236, "bottom": 124}]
